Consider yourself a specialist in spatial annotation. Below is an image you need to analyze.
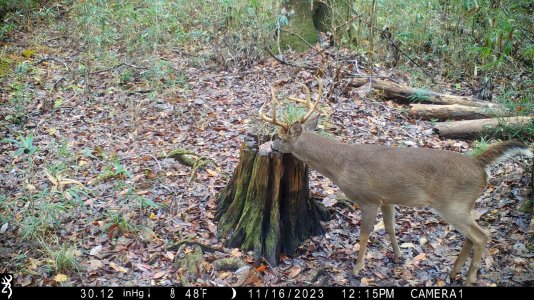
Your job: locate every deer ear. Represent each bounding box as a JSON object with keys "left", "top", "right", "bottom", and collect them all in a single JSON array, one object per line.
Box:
[
  {"left": 288, "top": 122, "right": 302, "bottom": 136},
  {"left": 303, "top": 113, "right": 320, "bottom": 131}
]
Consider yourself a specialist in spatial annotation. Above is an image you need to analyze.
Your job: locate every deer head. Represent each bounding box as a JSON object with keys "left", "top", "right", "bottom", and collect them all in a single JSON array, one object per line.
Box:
[{"left": 259, "top": 77, "right": 322, "bottom": 154}]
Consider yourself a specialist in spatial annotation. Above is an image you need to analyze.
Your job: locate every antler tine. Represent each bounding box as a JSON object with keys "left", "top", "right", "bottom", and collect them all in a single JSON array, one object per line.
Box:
[
  {"left": 300, "top": 77, "right": 322, "bottom": 122},
  {"left": 258, "top": 86, "right": 289, "bottom": 130},
  {"left": 286, "top": 82, "right": 311, "bottom": 105}
]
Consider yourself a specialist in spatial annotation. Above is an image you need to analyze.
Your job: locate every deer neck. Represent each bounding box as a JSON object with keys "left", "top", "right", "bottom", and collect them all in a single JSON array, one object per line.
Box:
[{"left": 291, "top": 132, "right": 347, "bottom": 179}]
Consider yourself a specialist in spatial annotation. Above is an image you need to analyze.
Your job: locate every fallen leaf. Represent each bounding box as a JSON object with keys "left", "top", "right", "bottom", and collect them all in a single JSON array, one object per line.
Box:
[
  {"left": 54, "top": 274, "right": 68, "bottom": 283},
  {"left": 414, "top": 253, "right": 427, "bottom": 261},
  {"left": 89, "top": 245, "right": 103, "bottom": 256},
  {"left": 109, "top": 261, "right": 128, "bottom": 273},
  {"left": 401, "top": 243, "right": 416, "bottom": 248},
  {"left": 164, "top": 251, "right": 175, "bottom": 261},
  {"left": 206, "top": 169, "right": 218, "bottom": 177},
  {"left": 402, "top": 269, "right": 413, "bottom": 280},
  {"left": 287, "top": 266, "right": 302, "bottom": 278},
  {"left": 88, "top": 259, "right": 103, "bottom": 271},
  {"left": 153, "top": 271, "right": 166, "bottom": 279},
  {"left": 236, "top": 268, "right": 262, "bottom": 286},
  {"left": 0, "top": 222, "right": 8, "bottom": 233},
  {"left": 256, "top": 265, "right": 267, "bottom": 272},
  {"left": 361, "top": 277, "right": 373, "bottom": 285}
]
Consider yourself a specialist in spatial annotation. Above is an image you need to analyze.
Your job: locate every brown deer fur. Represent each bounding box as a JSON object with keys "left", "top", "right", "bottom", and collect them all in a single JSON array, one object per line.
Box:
[{"left": 271, "top": 114, "right": 532, "bottom": 286}]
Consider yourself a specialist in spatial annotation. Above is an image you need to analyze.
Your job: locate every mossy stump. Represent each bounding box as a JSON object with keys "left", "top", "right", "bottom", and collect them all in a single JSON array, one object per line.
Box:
[{"left": 216, "top": 134, "right": 325, "bottom": 266}]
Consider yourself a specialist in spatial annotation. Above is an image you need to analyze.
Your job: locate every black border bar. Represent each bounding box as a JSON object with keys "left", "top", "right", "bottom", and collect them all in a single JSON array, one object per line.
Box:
[{"left": 2, "top": 286, "right": 528, "bottom": 300}]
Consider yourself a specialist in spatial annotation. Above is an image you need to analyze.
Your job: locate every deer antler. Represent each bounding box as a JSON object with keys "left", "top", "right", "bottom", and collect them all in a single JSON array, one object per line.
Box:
[
  {"left": 259, "top": 86, "right": 290, "bottom": 130},
  {"left": 286, "top": 77, "right": 322, "bottom": 123},
  {"left": 259, "top": 77, "right": 322, "bottom": 129}
]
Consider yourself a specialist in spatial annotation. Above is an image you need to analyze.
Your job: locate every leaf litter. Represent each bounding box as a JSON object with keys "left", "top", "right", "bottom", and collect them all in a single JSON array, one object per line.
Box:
[{"left": 0, "top": 16, "right": 532, "bottom": 288}]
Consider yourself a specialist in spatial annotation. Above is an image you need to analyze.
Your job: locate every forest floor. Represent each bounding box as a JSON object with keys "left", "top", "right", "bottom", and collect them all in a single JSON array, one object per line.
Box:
[{"left": 1, "top": 16, "right": 533, "bottom": 287}]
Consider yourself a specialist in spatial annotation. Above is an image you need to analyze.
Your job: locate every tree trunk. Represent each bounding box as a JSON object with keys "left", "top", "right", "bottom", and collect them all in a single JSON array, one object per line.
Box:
[
  {"left": 350, "top": 78, "right": 501, "bottom": 108},
  {"left": 409, "top": 104, "right": 504, "bottom": 120},
  {"left": 216, "top": 134, "right": 325, "bottom": 266},
  {"left": 432, "top": 116, "right": 533, "bottom": 138},
  {"left": 279, "top": 0, "right": 319, "bottom": 52}
]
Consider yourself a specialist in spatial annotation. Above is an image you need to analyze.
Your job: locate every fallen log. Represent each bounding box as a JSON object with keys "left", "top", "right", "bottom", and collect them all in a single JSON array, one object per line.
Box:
[
  {"left": 433, "top": 116, "right": 533, "bottom": 138},
  {"left": 350, "top": 78, "right": 501, "bottom": 108},
  {"left": 409, "top": 104, "right": 505, "bottom": 121}
]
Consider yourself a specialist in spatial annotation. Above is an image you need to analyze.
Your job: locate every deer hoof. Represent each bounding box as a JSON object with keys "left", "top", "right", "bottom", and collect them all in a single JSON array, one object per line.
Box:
[{"left": 464, "top": 276, "right": 476, "bottom": 287}]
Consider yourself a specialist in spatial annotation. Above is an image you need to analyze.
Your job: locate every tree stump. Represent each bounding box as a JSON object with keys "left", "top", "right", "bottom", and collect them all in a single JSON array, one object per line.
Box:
[{"left": 216, "top": 134, "right": 325, "bottom": 266}]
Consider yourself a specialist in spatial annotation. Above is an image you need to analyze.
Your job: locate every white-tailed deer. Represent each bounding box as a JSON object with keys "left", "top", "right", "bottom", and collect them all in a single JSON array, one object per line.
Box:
[{"left": 259, "top": 78, "right": 533, "bottom": 286}]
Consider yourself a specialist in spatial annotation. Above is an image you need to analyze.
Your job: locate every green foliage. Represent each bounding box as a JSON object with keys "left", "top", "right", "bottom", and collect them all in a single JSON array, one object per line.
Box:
[
  {"left": 0, "top": 20, "right": 14, "bottom": 40},
  {"left": 52, "top": 243, "right": 79, "bottom": 272},
  {"left": 19, "top": 189, "right": 68, "bottom": 241},
  {"left": 1, "top": 0, "right": 61, "bottom": 42},
  {"left": 283, "top": 103, "right": 307, "bottom": 125},
  {"left": 96, "top": 157, "right": 130, "bottom": 182},
  {"left": 492, "top": 119, "right": 534, "bottom": 142},
  {"left": 72, "top": 0, "right": 276, "bottom": 70},
  {"left": 105, "top": 212, "right": 135, "bottom": 235},
  {"left": 2, "top": 133, "right": 37, "bottom": 157},
  {"left": 0, "top": 194, "right": 12, "bottom": 224},
  {"left": 0, "top": 0, "right": 38, "bottom": 18},
  {"left": 496, "top": 87, "right": 534, "bottom": 117},
  {"left": 3, "top": 82, "right": 31, "bottom": 124},
  {"left": 468, "top": 137, "right": 490, "bottom": 157},
  {"left": 408, "top": 89, "right": 431, "bottom": 103},
  {"left": 324, "top": 0, "right": 532, "bottom": 82}
]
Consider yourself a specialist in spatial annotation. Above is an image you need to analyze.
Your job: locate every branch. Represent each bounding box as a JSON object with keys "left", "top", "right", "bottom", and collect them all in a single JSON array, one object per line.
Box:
[
  {"left": 264, "top": 47, "right": 317, "bottom": 71},
  {"left": 91, "top": 62, "right": 148, "bottom": 75},
  {"left": 167, "top": 240, "right": 223, "bottom": 253},
  {"left": 34, "top": 56, "right": 71, "bottom": 72}
]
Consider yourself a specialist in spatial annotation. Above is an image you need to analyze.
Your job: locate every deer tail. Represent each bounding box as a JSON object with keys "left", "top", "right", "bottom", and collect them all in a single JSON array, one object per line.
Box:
[{"left": 476, "top": 141, "right": 532, "bottom": 167}]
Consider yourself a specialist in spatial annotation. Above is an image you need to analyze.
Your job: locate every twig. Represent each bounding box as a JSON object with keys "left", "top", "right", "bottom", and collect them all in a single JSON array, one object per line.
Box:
[
  {"left": 147, "top": 154, "right": 162, "bottom": 171},
  {"left": 33, "top": 56, "right": 71, "bottom": 72},
  {"left": 264, "top": 47, "right": 317, "bottom": 71},
  {"left": 91, "top": 62, "right": 148, "bottom": 75},
  {"left": 350, "top": 10, "right": 436, "bottom": 83},
  {"left": 126, "top": 89, "right": 154, "bottom": 95},
  {"left": 327, "top": 64, "right": 343, "bottom": 100},
  {"left": 53, "top": 77, "right": 65, "bottom": 90},
  {"left": 167, "top": 240, "right": 223, "bottom": 253}
]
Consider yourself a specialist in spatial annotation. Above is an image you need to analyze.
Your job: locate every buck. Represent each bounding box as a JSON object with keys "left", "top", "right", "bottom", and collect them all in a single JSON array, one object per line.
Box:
[{"left": 259, "top": 78, "right": 533, "bottom": 286}]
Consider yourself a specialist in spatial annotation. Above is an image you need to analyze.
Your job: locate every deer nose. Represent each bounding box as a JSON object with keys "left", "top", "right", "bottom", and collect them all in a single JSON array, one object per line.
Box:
[{"left": 271, "top": 140, "right": 279, "bottom": 151}]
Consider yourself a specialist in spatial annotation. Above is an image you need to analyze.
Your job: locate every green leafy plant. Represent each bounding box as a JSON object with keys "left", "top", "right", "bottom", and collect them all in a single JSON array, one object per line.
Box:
[
  {"left": 52, "top": 243, "right": 79, "bottom": 273},
  {"left": 2, "top": 134, "right": 38, "bottom": 182},
  {"left": 105, "top": 212, "right": 135, "bottom": 235},
  {"left": 408, "top": 89, "right": 430, "bottom": 103},
  {"left": 96, "top": 158, "right": 130, "bottom": 182},
  {"left": 468, "top": 137, "right": 491, "bottom": 157}
]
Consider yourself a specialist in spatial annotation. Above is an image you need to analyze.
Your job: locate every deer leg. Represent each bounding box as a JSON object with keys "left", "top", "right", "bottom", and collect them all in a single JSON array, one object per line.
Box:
[
  {"left": 464, "top": 223, "right": 489, "bottom": 286},
  {"left": 438, "top": 208, "right": 489, "bottom": 286},
  {"left": 353, "top": 204, "right": 378, "bottom": 275},
  {"left": 449, "top": 238, "right": 473, "bottom": 279},
  {"left": 382, "top": 205, "right": 401, "bottom": 263}
]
